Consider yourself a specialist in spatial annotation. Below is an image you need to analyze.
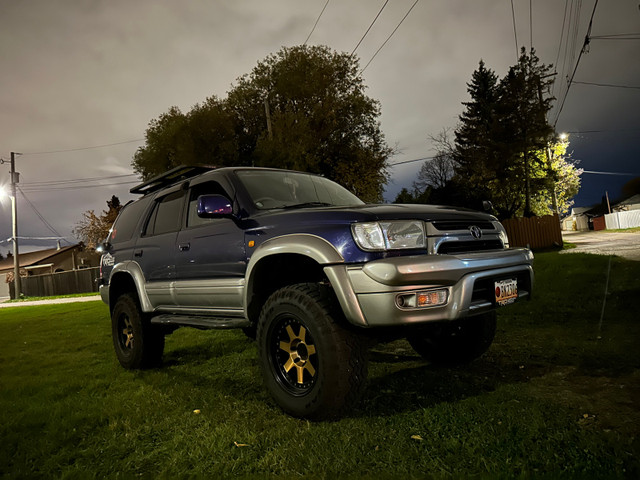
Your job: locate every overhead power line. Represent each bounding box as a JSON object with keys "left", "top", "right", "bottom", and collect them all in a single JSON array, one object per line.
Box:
[
  {"left": 351, "top": 0, "right": 390, "bottom": 55},
  {"left": 582, "top": 170, "right": 639, "bottom": 176},
  {"left": 360, "top": 0, "right": 420, "bottom": 74},
  {"left": 20, "top": 180, "right": 139, "bottom": 193},
  {"left": 572, "top": 80, "right": 640, "bottom": 90},
  {"left": 20, "top": 138, "right": 144, "bottom": 156},
  {"left": 510, "top": 0, "right": 519, "bottom": 61},
  {"left": 388, "top": 156, "right": 435, "bottom": 167},
  {"left": 591, "top": 33, "right": 640, "bottom": 40},
  {"left": 553, "top": 0, "right": 599, "bottom": 127},
  {"left": 16, "top": 185, "right": 67, "bottom": 242},
  {"left": 304, "top": 0, "right": 331, "bottom": 45},
  {"left": 21, "top": 173, "right": 138, "bottom": 187}
]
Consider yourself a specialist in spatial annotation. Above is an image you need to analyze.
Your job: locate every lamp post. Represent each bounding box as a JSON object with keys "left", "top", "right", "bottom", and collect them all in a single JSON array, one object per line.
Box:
[{"left": 0, "top": 152, "right": 21, "bottom": 298}]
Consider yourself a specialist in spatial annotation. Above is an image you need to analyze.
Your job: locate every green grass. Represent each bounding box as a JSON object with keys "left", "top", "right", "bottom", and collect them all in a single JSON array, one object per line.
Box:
[
  {"left": 1, "top": 252, "right": 639, "bottom": 478},
  {"left": 603, "top": 226, "right": 640, "bottom": 233},
  {"left": 3, "top": 292, "right": 100, "bottom": 303}
]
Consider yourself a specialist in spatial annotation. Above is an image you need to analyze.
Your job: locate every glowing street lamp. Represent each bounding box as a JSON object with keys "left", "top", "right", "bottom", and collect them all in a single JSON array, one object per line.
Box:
[{"left": 0, "top": 152, "right": 21, "bottom": 298}]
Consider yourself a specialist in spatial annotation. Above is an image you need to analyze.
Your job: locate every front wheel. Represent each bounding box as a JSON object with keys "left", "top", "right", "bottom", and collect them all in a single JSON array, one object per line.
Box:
[
  {"left": 257, "top": 283, "right": 368, "bottom": 419},
  {"left": 408, "top": 312, "right": 497, "bottom": 366},
  {"left": 111, "top": 293, "right": 165, "bottom": 369}
]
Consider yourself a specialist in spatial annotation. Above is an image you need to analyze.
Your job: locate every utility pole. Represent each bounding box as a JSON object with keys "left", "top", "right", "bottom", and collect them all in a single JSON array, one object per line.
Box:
[
  {"left": 10, "top": 152, "right": 21, "bottom": 299},
  {"left": 264, "top": 97, "right": 273, "bottom": 141}
]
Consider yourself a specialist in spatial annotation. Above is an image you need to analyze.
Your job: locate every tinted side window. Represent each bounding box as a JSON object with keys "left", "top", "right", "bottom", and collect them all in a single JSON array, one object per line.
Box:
[
  {"left": 110, "top": 197, "right": 152, "bottom": 244},
  {"left": 146, "top": 190, "right": 186, "bottom": 236}
]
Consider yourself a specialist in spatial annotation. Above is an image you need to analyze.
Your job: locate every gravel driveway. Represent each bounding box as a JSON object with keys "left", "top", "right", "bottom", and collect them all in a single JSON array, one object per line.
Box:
[{"left": 561, "top": 230, "right": 640, "bottom": 261}]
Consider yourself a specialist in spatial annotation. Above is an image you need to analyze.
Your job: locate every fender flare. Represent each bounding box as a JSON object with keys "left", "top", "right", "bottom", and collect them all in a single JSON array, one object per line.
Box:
[
  {"left": 108, "top": 261, "right": 153, "bottom": 312},
  {"left": 243, "top": 234, "right": 344, "bottom": 311}
]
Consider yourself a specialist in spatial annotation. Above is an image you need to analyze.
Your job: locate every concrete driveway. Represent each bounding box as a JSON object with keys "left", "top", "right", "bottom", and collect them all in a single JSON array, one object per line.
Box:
[
  {"left": 0, "top": 294, "right": 102, "bottom": 308},
  {"left": 561, "top": 230, "right": 640, "bottom": 261}
]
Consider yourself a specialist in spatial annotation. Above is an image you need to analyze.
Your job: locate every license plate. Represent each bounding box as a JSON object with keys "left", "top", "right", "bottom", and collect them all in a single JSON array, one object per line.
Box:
[{"left": 495, "top": 278, "right": 518, "bottom": 306}]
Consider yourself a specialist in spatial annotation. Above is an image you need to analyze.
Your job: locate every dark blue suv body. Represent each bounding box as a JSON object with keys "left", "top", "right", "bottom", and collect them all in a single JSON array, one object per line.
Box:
[{"left": 100, "top": 165, "right": 533, "bottom": 418}]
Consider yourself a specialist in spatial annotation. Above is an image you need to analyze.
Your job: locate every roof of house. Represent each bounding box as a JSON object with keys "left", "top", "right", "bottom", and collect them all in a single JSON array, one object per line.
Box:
[
  {"left": 0, "top": 244, "right": 80, "bottom": 273},
  {"left": 615, "top": 194, "right": 640, "bottom": 207}
]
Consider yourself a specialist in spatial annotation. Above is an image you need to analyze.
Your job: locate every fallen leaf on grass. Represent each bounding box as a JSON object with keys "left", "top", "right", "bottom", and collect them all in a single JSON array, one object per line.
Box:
[{"left": 411, "top": 435, "right": 424, "bottom": 441}]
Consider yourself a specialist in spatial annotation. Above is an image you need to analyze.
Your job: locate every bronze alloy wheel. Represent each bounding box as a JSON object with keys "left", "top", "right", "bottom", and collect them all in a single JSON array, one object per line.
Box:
[
  {"left": 257, "top": 283, "right": 368, "bottom": 419},
  {"left": 270, "top": 316, "right": 319, "bottom": 395},
  {"left": 117, "top": 313, "right": 135, "bottom": 352},
  {"left": 111, "top": 293, "right": 165, "bottom": 369}
]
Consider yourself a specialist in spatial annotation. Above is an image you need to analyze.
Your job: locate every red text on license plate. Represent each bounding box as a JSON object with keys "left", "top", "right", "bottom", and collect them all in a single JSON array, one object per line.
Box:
[{"left": 495, "top": 278, "right": 518, "bottom": 306}]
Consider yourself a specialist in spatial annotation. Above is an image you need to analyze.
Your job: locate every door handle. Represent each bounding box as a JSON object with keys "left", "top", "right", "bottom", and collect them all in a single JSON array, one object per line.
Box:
[
  {"left": 134, "top": 249, "right": 143, "bottom": 257},
  {"left": 178, "top": 243, "right": 190, "bottom": 252}
]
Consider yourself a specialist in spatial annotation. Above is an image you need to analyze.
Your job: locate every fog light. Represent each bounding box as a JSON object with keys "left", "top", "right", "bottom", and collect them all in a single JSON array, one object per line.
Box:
[{"left": 396, "top": 288, "right": 449, "bottom": 309}]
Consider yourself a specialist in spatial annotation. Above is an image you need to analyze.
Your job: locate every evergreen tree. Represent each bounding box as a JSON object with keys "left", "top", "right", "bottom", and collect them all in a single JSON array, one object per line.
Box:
[{"left": 452, "top": 50, "right": 564, "bottom": 218}]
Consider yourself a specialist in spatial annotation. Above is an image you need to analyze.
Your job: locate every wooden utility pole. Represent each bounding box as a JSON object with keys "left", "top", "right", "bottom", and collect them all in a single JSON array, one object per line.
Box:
[{"left": 264, "top": 98, "right": 273, "bottom": 141}]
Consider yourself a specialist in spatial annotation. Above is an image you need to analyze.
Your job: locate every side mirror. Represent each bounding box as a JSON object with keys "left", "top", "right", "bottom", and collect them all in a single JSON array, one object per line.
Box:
[
  {"left": 197, "top": 195, "right": 233, "bottom": 218},
  {"left": 482, "top": 200, "right": 494, "bottom": 213}
]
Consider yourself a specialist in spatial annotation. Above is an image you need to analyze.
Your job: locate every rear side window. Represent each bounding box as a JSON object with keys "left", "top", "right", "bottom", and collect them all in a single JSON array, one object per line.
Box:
[
  {"left": 110, "top": 197, "right": 152, "bottom": 244},
  {"left": 145, "top": 190, "right": 186, "bottom": 236}
]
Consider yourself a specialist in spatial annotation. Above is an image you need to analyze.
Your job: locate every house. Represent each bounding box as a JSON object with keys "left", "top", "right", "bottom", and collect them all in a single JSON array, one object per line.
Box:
[
  {"left": 561, "top": 207, "right": 591, "bottom": 231},
  {"left": 0, "top": 244, "right": 99, "bottom": 298},
  {"left": 613, "top": 194, "right": 640, "bottom": 212}
]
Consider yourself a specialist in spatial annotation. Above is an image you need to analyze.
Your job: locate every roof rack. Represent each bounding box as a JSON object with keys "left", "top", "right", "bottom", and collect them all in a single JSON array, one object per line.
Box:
[{"left": 130, "top": 165, "right": 215, "bottom": 195}]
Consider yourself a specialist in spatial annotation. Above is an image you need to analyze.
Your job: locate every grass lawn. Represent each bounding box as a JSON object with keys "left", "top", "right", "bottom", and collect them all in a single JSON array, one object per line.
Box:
[{"left": 1, "top": 251, "right": 638, "bottom": 478}]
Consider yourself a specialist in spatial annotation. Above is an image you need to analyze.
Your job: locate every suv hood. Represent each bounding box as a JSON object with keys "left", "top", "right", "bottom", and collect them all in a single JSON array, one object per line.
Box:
[{"left": 252, "top": 203, "right": 496, "bottom": 224}]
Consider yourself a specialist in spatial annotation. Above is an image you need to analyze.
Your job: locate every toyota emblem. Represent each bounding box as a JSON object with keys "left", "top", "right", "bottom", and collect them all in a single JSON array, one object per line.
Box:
[{"left": 469, "top": 225, "right": 482, "bottom": 239}]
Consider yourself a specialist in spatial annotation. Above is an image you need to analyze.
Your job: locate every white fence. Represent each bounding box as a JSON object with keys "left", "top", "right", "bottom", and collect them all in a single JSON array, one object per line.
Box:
[{"left": 605, "top": 210, "right": 640, "bottom": 230}]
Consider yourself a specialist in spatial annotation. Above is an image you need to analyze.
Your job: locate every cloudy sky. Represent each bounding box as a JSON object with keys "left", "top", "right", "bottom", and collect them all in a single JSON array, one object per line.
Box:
[{"left": 1, "top": 0, "right": 639, "bottom": 254}]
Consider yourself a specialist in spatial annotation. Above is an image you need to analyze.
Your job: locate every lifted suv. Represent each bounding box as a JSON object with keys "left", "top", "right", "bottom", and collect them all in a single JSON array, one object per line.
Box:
[{"left": 99, "top": 165, "right": 533, "bottom": 418}]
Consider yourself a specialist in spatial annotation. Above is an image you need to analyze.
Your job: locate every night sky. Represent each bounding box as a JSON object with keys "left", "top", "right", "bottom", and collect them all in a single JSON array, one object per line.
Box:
[{"left": 1, "top": 0, "right": 638, "bottom": 254}]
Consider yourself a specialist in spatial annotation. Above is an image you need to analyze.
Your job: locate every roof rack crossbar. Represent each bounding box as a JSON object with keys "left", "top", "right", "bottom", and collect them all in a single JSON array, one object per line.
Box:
[{"left": 130, "top": 165, "right": 215, "bottom": 195}]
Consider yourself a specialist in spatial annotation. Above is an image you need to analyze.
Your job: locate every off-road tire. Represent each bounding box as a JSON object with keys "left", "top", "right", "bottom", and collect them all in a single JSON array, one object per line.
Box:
[
  {"left": 257, "top": 283, "right": 368, "bottom": 419},
  {"left": 111, "top": 293, "right": 165, "bottom": 369},
  {"left": 408, "top": 311, "right": 497, "bottom": 366}
]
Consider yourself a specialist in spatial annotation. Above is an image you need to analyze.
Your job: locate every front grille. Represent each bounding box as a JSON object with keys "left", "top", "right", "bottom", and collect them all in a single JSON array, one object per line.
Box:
[
  {"left": 437, "top": 240, "right": 503, "bottom": 254},
  {"left": 431, "top": 220, "right": 495, "bottom": 231}
]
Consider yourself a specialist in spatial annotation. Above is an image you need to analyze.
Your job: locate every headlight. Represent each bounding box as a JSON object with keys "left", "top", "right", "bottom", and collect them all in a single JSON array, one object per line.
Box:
[
  {"left": 352, "top": 221, "right": 426, "bottom": 251},
  {"left": 494, "top": 221, "right": 510, "bottom": 248}
]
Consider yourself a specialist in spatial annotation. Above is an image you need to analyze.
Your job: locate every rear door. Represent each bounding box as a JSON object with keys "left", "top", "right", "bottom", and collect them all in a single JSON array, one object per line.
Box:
[{"left": 133, "top": 187, "right": 187, "bottom": 307}]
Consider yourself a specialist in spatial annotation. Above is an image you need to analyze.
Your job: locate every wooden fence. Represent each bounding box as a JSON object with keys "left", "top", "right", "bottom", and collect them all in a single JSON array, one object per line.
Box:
[
  {"left": 501, "top": 214, "right": 563, "bottom": 249},
  {"left": 9, "top": 267, "right": 100, "bottom": 299}
]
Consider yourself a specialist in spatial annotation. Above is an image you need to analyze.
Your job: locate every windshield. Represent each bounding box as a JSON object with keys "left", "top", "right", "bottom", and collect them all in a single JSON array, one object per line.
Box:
[{"left": 236, "top": 170, "right": 364, "bottom": 210}]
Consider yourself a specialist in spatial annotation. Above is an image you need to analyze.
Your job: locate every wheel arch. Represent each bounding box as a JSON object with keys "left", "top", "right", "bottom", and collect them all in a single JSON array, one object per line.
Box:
[
  {"left": 244, "top": 234, "right": 344, "bottom": 325},
  {"left": 107, "top": 261, "right": 151, "bottom": 313}
]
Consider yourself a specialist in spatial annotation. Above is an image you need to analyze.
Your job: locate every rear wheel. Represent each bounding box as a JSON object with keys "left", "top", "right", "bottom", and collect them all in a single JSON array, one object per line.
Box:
[
  {"left": 408, "top": 312, "right": 496, "bottom": 366},
  {"left": 257, "top": 283, "right": 368, "bottom": 419},
  {"left": 111, "top": 293, "right": 165, "bottom": 369}
]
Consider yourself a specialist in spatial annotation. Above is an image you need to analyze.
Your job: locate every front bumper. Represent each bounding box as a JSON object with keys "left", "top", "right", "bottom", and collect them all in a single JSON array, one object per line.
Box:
[{"left": 324, "top": 248, "right": 534, "bottom": 327}]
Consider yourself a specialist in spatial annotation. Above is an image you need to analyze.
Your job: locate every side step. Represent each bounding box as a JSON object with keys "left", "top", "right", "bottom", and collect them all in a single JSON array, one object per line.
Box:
[{"left": 151, "top": 314, "right": 251, "bottom": 330}]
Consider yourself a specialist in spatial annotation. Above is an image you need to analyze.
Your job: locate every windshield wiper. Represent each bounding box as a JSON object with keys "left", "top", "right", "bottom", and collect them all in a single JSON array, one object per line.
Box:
[{"left": 278, "top": 202, "right": 333, "bottom": 210}]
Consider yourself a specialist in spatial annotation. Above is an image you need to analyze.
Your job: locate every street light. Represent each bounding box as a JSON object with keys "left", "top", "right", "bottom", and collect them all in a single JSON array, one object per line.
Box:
[{"left": 0, "top": 152, "right": 21, "bottom": 299}]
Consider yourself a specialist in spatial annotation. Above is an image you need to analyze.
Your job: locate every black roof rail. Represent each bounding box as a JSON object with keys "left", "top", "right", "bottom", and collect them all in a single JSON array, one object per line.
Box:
[{"left": 130, "top": 165, "right": 215, "bottom": 195}]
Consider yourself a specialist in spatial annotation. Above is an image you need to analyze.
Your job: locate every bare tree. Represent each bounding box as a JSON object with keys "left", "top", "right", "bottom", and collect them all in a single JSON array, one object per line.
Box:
[{"left": 413, "top": 129, "right": 455, "bottom": 192}]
